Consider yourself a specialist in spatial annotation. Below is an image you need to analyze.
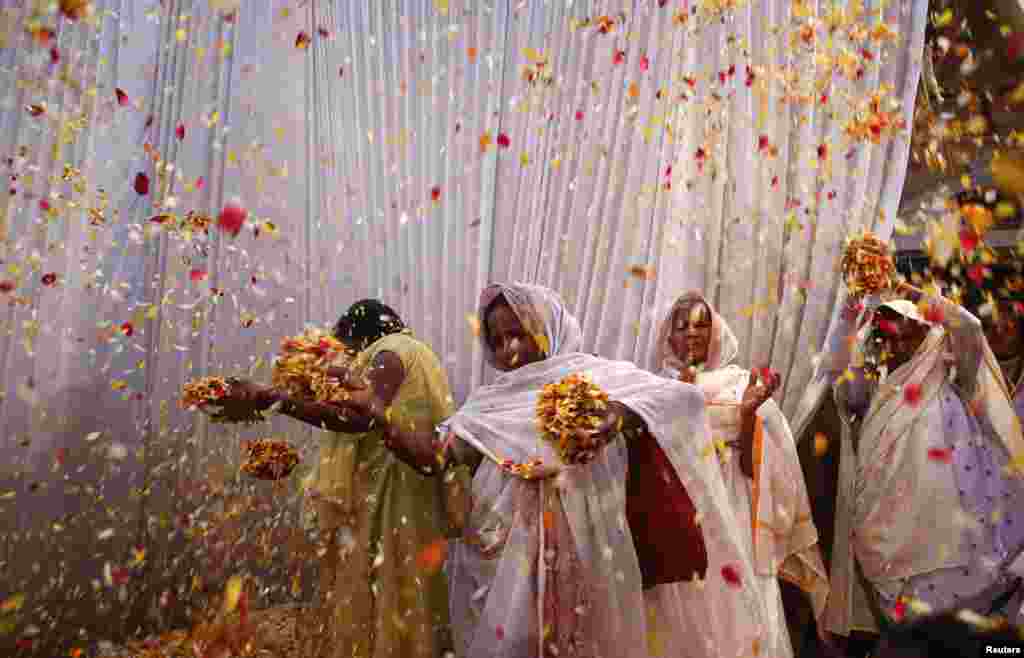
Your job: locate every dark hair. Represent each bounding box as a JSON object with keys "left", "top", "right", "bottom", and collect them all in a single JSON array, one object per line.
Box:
[
  {"left": 332, "top": 299, "right": 406, "bottom": 351},
  {"left": 880, "top": 612, "right": 1024, "bottom": 657}
]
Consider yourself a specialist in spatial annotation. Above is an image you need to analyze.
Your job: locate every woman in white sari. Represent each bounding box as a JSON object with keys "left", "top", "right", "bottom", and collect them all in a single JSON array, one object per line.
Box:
[
  {"left": 370, "top": 283, "right": 764, "bottom": 658},
  {"left": 652, "top": 292, "right": 829, "bottom": 658},
  {"left": 791, "top": 279, "right": 1024, "bottom": 653}
]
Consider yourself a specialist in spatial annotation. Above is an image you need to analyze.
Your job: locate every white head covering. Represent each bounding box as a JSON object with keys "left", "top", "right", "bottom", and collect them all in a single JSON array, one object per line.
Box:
[
  {"left": 653, "top": 291, "right": 739, "bottom": 373},
  {"left": 878, "top": 299, "right": 930, "bottom": 325},
  {"left": 478, "top": 282, "right": 583, "bottom": 369}
]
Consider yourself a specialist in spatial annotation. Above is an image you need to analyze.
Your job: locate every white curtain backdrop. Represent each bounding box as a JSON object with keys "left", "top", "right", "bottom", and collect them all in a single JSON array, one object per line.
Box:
[{"left": 0, "top": 0, "right": 926, "bottom": 654}]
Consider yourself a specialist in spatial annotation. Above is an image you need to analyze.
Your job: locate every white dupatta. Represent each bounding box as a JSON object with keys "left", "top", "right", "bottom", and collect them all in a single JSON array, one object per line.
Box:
[
  {"left": 654, "top": 292, "right": 829, "bottom": 622},
  {"left": 793, "top": 294, "right": 1024, "bottom": 635},
  {"left": 443, "top": 283, "right": 764, "bottom": 658}
]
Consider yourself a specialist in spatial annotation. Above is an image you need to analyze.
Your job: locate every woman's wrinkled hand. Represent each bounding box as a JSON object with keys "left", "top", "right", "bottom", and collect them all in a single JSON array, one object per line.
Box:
[
  {"left": 329, "top": 385, "right": 378, "bottom": 423},
  {"left": 323, "top": 365, "right": 365, "bottom": 390},
  {"left": 225, "top": 378, "right": 275, "bottom": 404},
  {"left": 678, "top": 365, "right": 698, "bottom": 385},
  {"left": 569, "top": 402, "right": 627, "bottom": 465},
  {"left": 740, "top": 369, "right": 779, "bottom": 417},
  {"left": 214, "top": 377, "right": 276, "bottom": 419}
]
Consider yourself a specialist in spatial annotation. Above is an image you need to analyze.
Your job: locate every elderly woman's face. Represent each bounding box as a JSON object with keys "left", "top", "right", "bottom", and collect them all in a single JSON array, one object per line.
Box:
[
  {"left": 668, "top": 302, "right": 712, "bottom": 366},
  {"left": 485, "top": 302, "right": 544, "bottom": 371},
  {"left": 874, "top": 307, "right": 930, "bottom": 370}
]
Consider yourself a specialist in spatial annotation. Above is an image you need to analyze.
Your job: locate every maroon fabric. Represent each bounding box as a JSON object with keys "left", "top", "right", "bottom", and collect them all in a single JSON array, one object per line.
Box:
[{"left": 626, "top": 430, "right": 709, "bottom": 589}]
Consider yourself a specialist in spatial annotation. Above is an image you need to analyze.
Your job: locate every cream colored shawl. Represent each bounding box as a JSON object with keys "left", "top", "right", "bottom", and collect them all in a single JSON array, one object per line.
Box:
[{"left": 655, "top": 291, "right": 829, "bottom": 621}]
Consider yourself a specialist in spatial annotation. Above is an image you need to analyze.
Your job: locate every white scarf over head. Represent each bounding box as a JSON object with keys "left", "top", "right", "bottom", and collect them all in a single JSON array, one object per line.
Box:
[{"left": 655, "top": 292, "right": 829, "bottom": 622}]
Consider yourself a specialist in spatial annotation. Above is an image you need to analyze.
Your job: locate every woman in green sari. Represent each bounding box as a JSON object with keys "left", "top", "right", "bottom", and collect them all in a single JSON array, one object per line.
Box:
[{"left": 228, "top": 300, "right": 467, "bottom": 658}]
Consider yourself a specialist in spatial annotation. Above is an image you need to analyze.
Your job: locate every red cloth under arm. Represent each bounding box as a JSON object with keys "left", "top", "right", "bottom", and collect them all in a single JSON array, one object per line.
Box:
[{"left": 626, "top": 429, "right": 709, "bottom": 589}]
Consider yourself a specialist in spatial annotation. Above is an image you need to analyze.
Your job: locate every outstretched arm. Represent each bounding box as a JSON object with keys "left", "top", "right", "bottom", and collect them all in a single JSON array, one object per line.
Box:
[
  {"left": 238, "top": 350, "right": 407, "bottom": 434},
  {"left": 895, "top": 281, "right": 986, "bottom": 394},
  {"left": 379, "top": 424, "right": 483, "bottom": 475},
  {"left": 225, "top": 379, "right": 373, "bottom": 434}
]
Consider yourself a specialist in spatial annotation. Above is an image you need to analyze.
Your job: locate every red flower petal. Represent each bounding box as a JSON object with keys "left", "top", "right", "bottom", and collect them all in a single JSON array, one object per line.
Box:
[
  {"left": 923, "top": 304, "right": 944, "bottom": 324},
  {"left": 575, "top": 110, "right": 584, "bottom": 121},
  {"left": 1009, "top": 33, "right": 1024, "bottom": 61},
  {"left": 721, "top": 564, "right": 742, "bottom": 587},
  {"left": 496, "top": 133, "right": 511, "bottom": 148},
  {"left": 120, "top": 322, "right": 134, "bottom": 337},
  {"left": 758, "top": 135, "right": 770, "bottom": 151},
  {"left": 496, "top": 625, "right": 505, "bottom": 640},
  {"left": 928, "top": 447, "right": 953, "bottom": 463},
  {"left": 190, "top": 269, "right": 207, "bottom": 282},
  {"left": 960, "top": 228, "right": 979, "bottom": 252},
  {"left": 613, "top": 50, "right": 626, "bottom": 65},
  {"left": 50, "top": 47, "right": 61, "bottom": 64},
  {"left": 640, "top": 55, "right": 650, "bottom": 71},
  {"left": 217, "top": 203, "right": 247, "bottom": 236},
  {"left": 891, "top": 598, "right": 906, "bottom": 622},
  {"left": 430, "top": 186, "right": 441, "bottom": 202},
  {"left": 39, "top": 199, "right": 50, "bottom": 211},
  {"left": 134, "top": 173, "right": 150, "bottom": 196},
  {"left": 903, "top": 383, "right": 922, "bottom": 406},
  {"left": 41, "top": 272, "right": 58, "bottom": 286},
  {"left": 195, "top": 176, "right": 205, "bottom": 190},
  {"left": 967, "top": 264, "right": 987, "bottom": 285},
  {"left": 175, "top": 123, "right": 185, "bottom": 140},
  {"left": 876, "top": 318, "right": 898, "bottom": 335},
  {"left": 238, "top": 589, "right": 249, "bottom": 627},
  {"left": 0, "top": 281, "right": 14, "bottom": 294}
]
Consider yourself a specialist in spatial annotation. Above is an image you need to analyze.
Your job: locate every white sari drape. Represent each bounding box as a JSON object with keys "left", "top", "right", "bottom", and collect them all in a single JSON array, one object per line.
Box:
[
  {"left": 443, "top": 283, "right": 763, "bottom": 658},
  {"left": 793, "top": 293, "right": 1024, "bottom": 635},
  {"left": 653, "top": 292, "right": 828, "bottom": 658}
]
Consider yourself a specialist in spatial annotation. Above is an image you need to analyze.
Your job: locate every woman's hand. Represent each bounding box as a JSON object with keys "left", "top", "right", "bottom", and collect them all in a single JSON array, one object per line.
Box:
[
  {"left": 328, "top": 383, "right": 381, "bottom": 425},
  {"left": 323, "top": 365, "right": 365, "bottom": 389},
  {"left": 568, "top": 401, "right": 630, "bottom": 465},
  {"left": 215, "top": 378, "right": 278, "bottom": 420},
  {"left": 740, "top": 369, "right": 779, "bottom": 417},
  {"left": 225, "top": 378, "right": 276, "bottom": 404},
  {"left": 678, "top": 364, "right": 698, "bottom": 385}
]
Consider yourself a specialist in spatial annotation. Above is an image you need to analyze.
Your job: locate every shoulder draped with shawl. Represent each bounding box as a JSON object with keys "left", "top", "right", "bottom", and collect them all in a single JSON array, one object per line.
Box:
[{"left": 790, "top": 292, "right": 1024, "bottom": 636}]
